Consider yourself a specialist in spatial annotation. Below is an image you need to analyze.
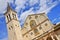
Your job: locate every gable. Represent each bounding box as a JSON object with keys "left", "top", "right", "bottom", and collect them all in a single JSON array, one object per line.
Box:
[{"left": 23, "top": 13, "right": 48, "bottom": 30}]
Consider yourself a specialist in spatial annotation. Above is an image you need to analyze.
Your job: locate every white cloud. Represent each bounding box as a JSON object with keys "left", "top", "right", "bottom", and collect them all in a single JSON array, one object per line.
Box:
[
  {"left": 15, "top": 0, "right": 27, "bottom": 12},
  {"left": 18, "top": 0, "right": 59, "bottom": 26},
  {"left": 0, "top": 0, "right": 7, "bottom": 13},
  {"left": 0, "top": 0, "right": 14, "bottom": 18},
  {"left": 0, "top": 0, "right": 13, "bottom": 13},
  {"left": 37, "top": 3, "right": 57, "bottom": 14},
  {"left": 19, "top": 7, "right": 35, "bottom": 26},
  {"left": 29, "top": 0, "right": 39, "bottom": 6},
  {"left": 15, "top": 0, "right": 40, "bottom": 12},
  {"left": 37, "top": 0, "right": 58, "bottom": 14}
]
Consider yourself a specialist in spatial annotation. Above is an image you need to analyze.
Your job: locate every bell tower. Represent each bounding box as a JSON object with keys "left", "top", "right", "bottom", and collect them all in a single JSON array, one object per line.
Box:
[{"left": 4, "top": 3, "right": 23, "bottom": 40}]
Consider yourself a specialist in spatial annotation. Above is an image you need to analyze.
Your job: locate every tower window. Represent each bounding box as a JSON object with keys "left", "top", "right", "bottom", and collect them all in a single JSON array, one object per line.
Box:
[
  {"left": 8, "top": 14, "right": 11, "bottom": 20},
  {"left": 15, "top": 25, "right": 19, "bottom": 27},
  {"left": 26, "top": 35, "right": 28, "bottom": 37},
  {"left": 15, "top": 25, "right": 17, "bottom": 26},
  {"left": 9, "top": 27, "right": 11, "bottom": 30},
  {"left": 11, "top": 26, "right": 13, "bottom": 29},
  {"left": 6, "top": 14, "right": 11, "bottom": 22},
  {"left": 7, "top": 15, "right": 9, "bottom": 22},
  {"left": 12, "top": 14, "right": 16, "bottom": 19}
]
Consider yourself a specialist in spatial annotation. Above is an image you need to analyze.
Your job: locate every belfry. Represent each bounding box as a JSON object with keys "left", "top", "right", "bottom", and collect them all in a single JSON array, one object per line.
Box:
[{"left": 4, "top": 3, "right": 23, "bottom": 40}]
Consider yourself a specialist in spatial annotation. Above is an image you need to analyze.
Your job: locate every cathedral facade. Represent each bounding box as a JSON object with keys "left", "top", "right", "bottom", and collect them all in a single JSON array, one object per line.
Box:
[
  {"left": 21, "top": 13, "right": 60, "bottom": 40},
  {"left": 4, "top": 4, "right": 60, "bottom": 40}
]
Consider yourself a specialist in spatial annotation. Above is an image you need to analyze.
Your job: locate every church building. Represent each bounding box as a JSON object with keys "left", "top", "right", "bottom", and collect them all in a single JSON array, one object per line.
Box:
[
  {"left": 4, "top": 4, "right": 24, "bottom": 40},
  {"left": 4, "top": 3, "right": 60, "bottom": 40}
]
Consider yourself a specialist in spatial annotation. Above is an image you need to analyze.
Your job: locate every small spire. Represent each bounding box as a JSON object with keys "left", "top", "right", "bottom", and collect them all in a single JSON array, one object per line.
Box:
[{"left": 7, "top": 3, "right": 11, "bottom": 11}]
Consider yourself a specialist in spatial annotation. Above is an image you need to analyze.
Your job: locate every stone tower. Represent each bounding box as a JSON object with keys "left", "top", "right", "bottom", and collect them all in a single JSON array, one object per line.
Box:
[{"left": 4, "top": 4, "right": 23, "bottom": 40}]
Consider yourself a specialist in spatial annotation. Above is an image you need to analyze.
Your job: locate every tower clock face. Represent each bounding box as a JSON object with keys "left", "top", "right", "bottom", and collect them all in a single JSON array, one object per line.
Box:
[{"left": 30, "top": 20, "right": 37, "bottom": 28}]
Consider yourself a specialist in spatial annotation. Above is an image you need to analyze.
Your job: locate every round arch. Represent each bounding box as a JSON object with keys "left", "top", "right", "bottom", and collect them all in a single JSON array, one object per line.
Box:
[
  {"left": 30, "top": 20, "right": 37, "bottom": 28},
  {"left": 46, "top": 36, "right": 53, "bottom": 40}
]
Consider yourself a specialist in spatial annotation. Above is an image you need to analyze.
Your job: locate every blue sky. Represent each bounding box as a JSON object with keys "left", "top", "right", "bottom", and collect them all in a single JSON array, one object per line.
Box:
[{"left": 0, "top": 0, "right": 60, "bottom": 40}]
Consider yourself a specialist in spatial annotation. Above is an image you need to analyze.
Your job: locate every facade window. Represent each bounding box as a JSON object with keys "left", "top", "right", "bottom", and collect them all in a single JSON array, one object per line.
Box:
[
  {"left": 26, "top": 35, "right": 28, "bottom": 37},
  {"left": 45, "top": 23, "right": 48, "bottom": 26},
  {"left": 53, "top": 36, "right": 58, "bottom": 40},
  {"left": 34, "top": 29, "right": 38, "bottom": 33},
  {"left": 46, "top": 36, "right": 53, "bottom": 40},
  {"left": 30, "top": 20, "right": 37, "bottom": 28},
  {"left": 35, "top": 15, "right": 38, "bottom": 19},
  {"left": 30, "top": 32, "right": 33, "bottom": 35},
  {"left": 29, "top": 16, "right": 32, "bottom": 19},
  {"left": 39, "top": 26, "right": 42, "bottom": 30},
  {"left": 25, "top": 23, "right": 28, "bottom": 26},
  {"left": 34, "top": 29, "right": 39, "bottom": 35}
]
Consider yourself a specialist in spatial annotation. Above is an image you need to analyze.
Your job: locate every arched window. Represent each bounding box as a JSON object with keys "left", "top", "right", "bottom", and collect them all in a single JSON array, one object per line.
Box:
[
  {"left": 46, "top": 36, "right": 53, "bottom": 40},
  {"left": 53, "top": 36, "right": 58, "bottom": 40},
  {"left": 34, "top": 29, "right": 38, "bottom": 33},
  {"left": 30, "top": 20, "right": 37, "bottom": 28},
  {"left": 7, "top": 14, "right": 11, "bottom": 22},
  {"left": 9, "top": 14, "right": 11, "bottom": 20},
  {"left": 12, "top": 13, "right": 16, "bottom": 19},
  {"left": 35, "top": 15, "right": 38, "bottom": 19},
  {"left": 34, "top": 29, "right": 39, "bottom": 36},
  {"left": 11, "top": 26, "right": 13, "bottom": 29},
  {"left": 7, "top": 15, "right": 9, "bottom": 22}
]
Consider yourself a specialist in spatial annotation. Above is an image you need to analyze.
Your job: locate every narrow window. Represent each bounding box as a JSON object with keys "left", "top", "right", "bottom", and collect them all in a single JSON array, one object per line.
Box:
[
  {"left": 7, "top": 15, "right": 9, "bottom": 22},
  {"left": 7, "top": 14, "right": 11, "bottom": 22},
  {"left": 46, "top": 36, "right": 53, "bottom": 40},
  {"left": 8, "top": 14, "right": 11, "bottom": 20},
  {"left": 11, "top": 26, "right": 13, "bottom": 29},
  {"left": 12, "top": 14, "right": 16, "bottom": 19},
  {"left": 9, "top": 27, "right": 11, "bottom": 30},
  {"left": 26, "top": 35, "right": 28, "bottom": 37},
  {"left": 53, "top": 36, "right": 58, "bottom": 40}
]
